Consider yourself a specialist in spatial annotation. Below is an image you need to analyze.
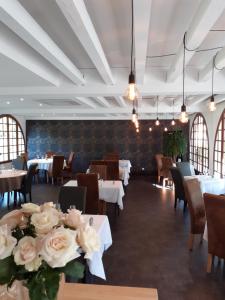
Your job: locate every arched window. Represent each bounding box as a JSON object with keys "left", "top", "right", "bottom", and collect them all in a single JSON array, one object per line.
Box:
[
  {"left": 214, "top": 109, "right": 225, "bottom": 177},
  {"left": 190, "top": 113, "right": 209, "bottom": 173},
  {"left": 0, "top": 115, "right": 25, "bottom": 163}
]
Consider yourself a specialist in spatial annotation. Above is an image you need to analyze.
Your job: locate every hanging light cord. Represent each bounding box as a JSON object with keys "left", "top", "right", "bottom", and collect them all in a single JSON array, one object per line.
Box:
[
  {"left": 156, "top": 96, "right": 159, "bottom": 117},
  {"left": 173, "top": 99, "right": 175, "bottom": 118},
  {"left": 130, "top": 0, "right": 134, "bottom": 73},
  {"left": 182, "top": 34, "right": 186, "bottom": 106},
  {"left": 212, "top": 57, "right": 215, "bottom": 96}
]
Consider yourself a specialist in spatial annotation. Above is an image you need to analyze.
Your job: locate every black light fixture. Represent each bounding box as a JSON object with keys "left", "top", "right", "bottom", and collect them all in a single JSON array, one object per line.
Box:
[
  {"left": 155, "top": 96, "right": 160, "bottom": 126},
  {"left": 209, "top": 56, "right": 216, "bottom": 112},
  {"left": 132, "top": 106, "right": 137, "bottom": 123},
  {"left": 124, "top": 0, "right": 140, "bottom": 102},
  {"left": 180, "top": 34, "right": 188, "bottom": 123},
  {"left": 171, "top": 99, "right": 176, "bottom": 126}
]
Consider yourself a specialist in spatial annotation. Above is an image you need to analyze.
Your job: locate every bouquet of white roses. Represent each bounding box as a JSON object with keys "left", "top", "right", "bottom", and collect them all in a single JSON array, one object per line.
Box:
[{"left": 0, "top": 202, "right": 100, "bottom": 300}]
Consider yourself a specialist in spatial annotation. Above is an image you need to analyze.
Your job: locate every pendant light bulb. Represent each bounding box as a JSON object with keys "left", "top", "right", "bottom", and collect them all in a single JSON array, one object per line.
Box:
[
  {"left": 155, "top": 117, "right": 160, "bottom": 126},
  {"left": 135, "top": 119, "right": 139, "bottom": 128},
  {"left": 164, "top": 127, "right": 168, "bottom": 132},
  {"left": 171, "top": 119, "right": 176, "bottom": 126},
  {"left": 149, "top": 127, "right": 152, "bottom": 132},
  {"left": 136, "top": 128, "right": 139, "bottom": 133},
  {"left": 209, "top": 96, "right": 216, "bottom": 112},
  {"left": 124, "top": 72, "right": 140, "bottom": 101},
  {"left": 132, "top": 108, "right": 137, "bottom": 123},
  {"left": 180, "top": 104, "right": 188, "bottom": 123}
]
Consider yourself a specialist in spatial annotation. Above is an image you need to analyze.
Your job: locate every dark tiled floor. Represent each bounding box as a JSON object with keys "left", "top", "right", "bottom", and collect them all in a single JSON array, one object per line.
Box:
[{"left": 1, "top": 176, "right": 225, "bottom": 299}]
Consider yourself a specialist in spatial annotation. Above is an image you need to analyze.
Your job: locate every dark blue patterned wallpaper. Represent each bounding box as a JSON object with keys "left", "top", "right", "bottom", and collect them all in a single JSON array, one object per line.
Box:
[{"left": 26, "top": 120, "right": 189, "bottom": 174}]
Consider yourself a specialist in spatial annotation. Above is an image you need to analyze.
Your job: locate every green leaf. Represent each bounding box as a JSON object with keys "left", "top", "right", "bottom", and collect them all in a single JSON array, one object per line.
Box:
[
  {"left": 60, "top": 261, "right": 84, "bottom": 279},
  {"left": 27, "top": 276, "right": 48, "bottom": 300},
  {"left": 45, "top": 271, "right": 60, "bottom": 300},
  {"left": 0, "top": 256, "right": 16, "bottom": 284}
]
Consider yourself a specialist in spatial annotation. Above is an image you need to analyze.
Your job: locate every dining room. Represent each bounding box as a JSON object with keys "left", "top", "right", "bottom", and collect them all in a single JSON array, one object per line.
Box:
[{"left": 0, "top": 0, "right": 225, "bottom": 299}]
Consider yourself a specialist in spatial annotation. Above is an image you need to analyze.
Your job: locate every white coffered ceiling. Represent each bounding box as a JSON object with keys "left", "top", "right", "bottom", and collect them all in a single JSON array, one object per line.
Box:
[{"left": 0, "top": 0, "right": 225, "bottom": 120}]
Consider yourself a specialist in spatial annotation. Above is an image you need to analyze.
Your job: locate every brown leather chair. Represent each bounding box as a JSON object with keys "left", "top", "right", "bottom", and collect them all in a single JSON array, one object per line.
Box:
[
  {"left": 184, "top": 179, "right": 206, "bottom": 250},
  {"left": 46, "top": 151, "right": 55, "bottom": 158},
  {"left": 89, "top": 164, "right": 107, "bottom": 180},
  {"left": 161, "top": 156, "right": 174, "bottom": 186},
  {"left": 155, "top": 154, "right": 164, "bottom": 184},
  {"left": 64, "top": 151, "right": 75, "bottom": 171},
  {"left": 77, "top": 173, "right": 106, "bottom": 214},
  {"left": 48, "top": 155, "right": 64, "bottom": 184},
  {"left": 91, "top": 160, "right": 119, "bottom": 180},
  {"left": 104, "top": 152, "right": 119, "bottom": 160},
  {"left": 204, "top": 193, "right": 225, "bottom": 273}
]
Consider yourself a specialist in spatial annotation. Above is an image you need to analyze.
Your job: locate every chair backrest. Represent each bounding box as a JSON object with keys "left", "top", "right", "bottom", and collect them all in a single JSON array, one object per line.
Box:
[
  {"left": 12, "top": 156, "right": 26, "bottom": 170},
  {"left": 52, "top": 155, "right": 64, "bottom": 177},
  {"left": 104, "top": 152, "right": 119, "bottom": 160},
  {"left": 90, "top": 160, "right": 119, "bottom": 180},
  {"left": 46, "top": 151, "right": 55, "bottom": 158},
  {"left": 58, "top": 186, "right": 86, "bottom": 213},
  {"left": 155, "top": 154, "right": 163, "bottom": 170},
  {"left": 77, "top": 173, "right": 100, "bottom": 214},
  {"left": 89, "top": 165, "right": 107, "bottom": 180},
  {"left": 176, "top": 162, "right": 193, "bottom": 177},
  {"left": 204, "top": 193, "right": 225, "bottom": 259},
  {"left": 20, "top": 152, "right": 28, "bottom": 170},
  {"left": 67, "top": 152, "right": 75, "bottom": 168},
  {"left": 170, "top": 167, "right": 186, "bottom": 200},
  {"left": 161, "top": 156, "right": 173, "bottom": 178},
  {"left": 184, "top": 179, "right": 206, "bottom": 234},
  {"left": 23, "top": 163, "right": 38, "bottom": 192}
]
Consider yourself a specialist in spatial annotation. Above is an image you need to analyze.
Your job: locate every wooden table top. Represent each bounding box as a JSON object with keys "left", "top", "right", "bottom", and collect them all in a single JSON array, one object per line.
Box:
[{"left": 58, "top": 283, "right": 158, "bottom": 300}]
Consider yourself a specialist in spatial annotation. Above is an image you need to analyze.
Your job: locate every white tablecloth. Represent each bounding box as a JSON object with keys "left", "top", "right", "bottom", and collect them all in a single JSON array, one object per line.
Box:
[
  {"left": 184, "top": 175, "right": 225, "bottom": 195},
  {"left": 119, "top": 160, "right": 132, "bottom": 186},
  {"left": 64, "top": 180, "right": 124, "bottom": 210},
  {"left": 83, "top": 214, "right": 112, "bottom": 280},
  {"left": 27, "top": 158, "right": 66, "bottom": 172}
]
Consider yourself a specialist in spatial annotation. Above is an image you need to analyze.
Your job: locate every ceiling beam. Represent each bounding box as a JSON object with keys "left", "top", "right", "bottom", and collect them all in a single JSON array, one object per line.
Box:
[
  {"left": 167, "top": 0, "right": 225, "bottom": 82},
  {"left": 187, "top": 94, "right": 209, "bottom": 106},
  {"left": 114, "top": 96, "right": 127, "bottom": 107},
  {"left": 75, "top": 97, "right": 96, "bottom": 108},
  {"left": 199, "top": 47, "right": 225, "bottom": 81},
  {"left": 56, "top": 0, "right": 114, "bottom": 85},
  {"left": 0, "top": 24, "right": 59, "bottom": 86},
  {"left": 94, "top": 97, "right": 111, "bottom": 108},
  {"left": 133, "top": 0, "right": 152, "bottom": 84},
  {"left": 0, "top": 0, "right": 85, "bottom": 85}
]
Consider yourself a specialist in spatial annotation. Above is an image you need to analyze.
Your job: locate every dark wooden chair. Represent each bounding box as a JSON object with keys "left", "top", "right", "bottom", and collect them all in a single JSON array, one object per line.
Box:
[
  {"left": 12, "top": 156, "right": 26, "bottom": 170},
  {"left": 77, "top": 173, "right": 106, "bottom": 214},
  {"left": 184, "top": 179, "right": 206, "bottom": 250},
  {"left": 48, "top": 155, "right": 64, "bottom": 184},
  {"left": 170, "top": 167, "right": 187, "bottom": 212},
  {"left": 89, "top": 164, "right": 107, "bottom": 180},
  {"left": 17, "top": 163, "right": 38, "bottom": 203},
  {"left": 58, "top": 186, "right": 87, "bottom": 212},
  {"left": 91, "top": 160, "right": 119, "bottom": 180},
  {"left": 64, "top": 151, "right": 75, "bottom": 171},
  {"left": 161, "top": 156, "right": 174, "bottom": 186},
  {"left": 103, "top": 152, "right": 119, "bottom": 160},
  {"left": 204, "top": 193, "right": 225, "bottom": 273}
]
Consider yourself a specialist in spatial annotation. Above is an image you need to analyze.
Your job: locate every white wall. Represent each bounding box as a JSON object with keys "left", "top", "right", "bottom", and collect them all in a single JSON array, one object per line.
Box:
[{"left": 189, "top": 100, "right": 225, "bottom": 175}]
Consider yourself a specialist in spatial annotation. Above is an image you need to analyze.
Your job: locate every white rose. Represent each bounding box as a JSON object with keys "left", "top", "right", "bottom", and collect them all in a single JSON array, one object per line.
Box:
[
  {"left": 40, "top": 202, "right": 55, "bottom": 211},
  {"left": 77, "top": 224, "right": 100, "bottom": 259},
  {"left": 21, "top": 203, "right": 40, "bottom": 214},
  {"left": 31, "top": 210, "right": 59, "bottom": 235},
  {"left": 64, "top": 209, "right": 84, "bottom": 229},
  {"left": 39, "top": 226, "right": 80, "bottom": 268},
  {"left": 0, "top": 225, "right": 17, "bottom": 259},
  {"left": 13, "top": 236, "right": 41, "bottom": 272},
  {"left": 0, "top": 210, "right": 27, "bottom": 230}
]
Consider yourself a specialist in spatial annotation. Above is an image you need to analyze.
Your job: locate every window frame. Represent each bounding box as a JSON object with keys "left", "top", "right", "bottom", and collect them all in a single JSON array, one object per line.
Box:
[
  {"left": 213, "top": 109, "right": 225, "bottom": 178},
  {"left": 0, "top": 114, "right": 26, "bottom": 164},
  {"left": 189, "top": 113, "right": 209, "bottom": 174}
]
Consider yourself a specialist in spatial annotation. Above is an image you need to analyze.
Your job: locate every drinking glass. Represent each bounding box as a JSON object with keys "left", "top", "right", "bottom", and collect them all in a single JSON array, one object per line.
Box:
[{"left": 69, "top": 205, "right": 76, "bottom": 210}]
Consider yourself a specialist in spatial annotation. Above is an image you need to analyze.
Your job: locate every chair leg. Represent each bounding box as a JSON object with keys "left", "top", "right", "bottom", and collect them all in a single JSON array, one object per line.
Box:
[
  {"left": 158, "top": 175, "right": 160, "bottom": 184},
  {"left": 7, "top": 192, "right": 10, "bottom": 209},
  {"left": 174, "top": 195, "right": 177, "bottom": 209},
  {"left": 200, "top": 233, "right": 203, "bottom": 244},
  {"left": 183, "top": 201, "right": 187, "bottom": 213},
  {"left": 188, "top": 233, "right": 194, "bottom": 251},
  {"left": 29, "top": 192, "right": 32, "bottom": 202},
  {"left": 23, "top": 193, "right": 27, "bottom": 203},
  {"left": 207, "top": 253, "right": 213, "bottom": 273}
]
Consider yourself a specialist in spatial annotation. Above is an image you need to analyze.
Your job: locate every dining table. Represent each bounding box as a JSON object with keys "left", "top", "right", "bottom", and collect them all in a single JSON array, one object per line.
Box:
[
  {"left": 82, "top": 214, "right": 112, "bottom": 280},
  {"left": 64, "top": 180, "right": 125, "bottom": 210},
  {"left": 0, "top": 169, "right": 27, "bottom": 193},
  {"left": 183, "top": 175, "right": 225, "bottom": 195},
  {"left": 27, "top": 158, "right": 66, "bottom": 172},
  {"left": 119, "top": 160, "right": 132, "bottom": 186}
]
